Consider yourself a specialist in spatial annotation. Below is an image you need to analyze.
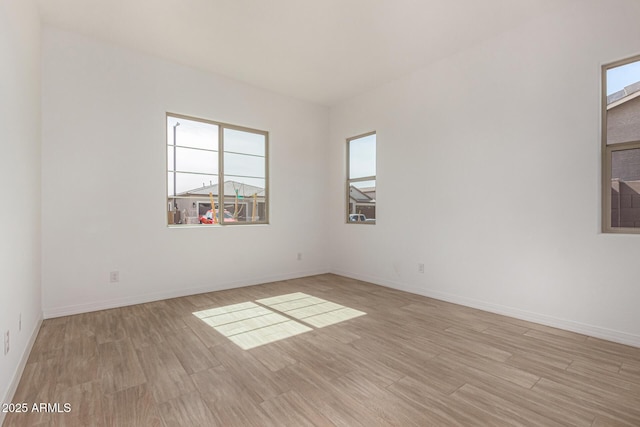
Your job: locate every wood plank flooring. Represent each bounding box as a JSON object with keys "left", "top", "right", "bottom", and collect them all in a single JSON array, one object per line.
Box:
[{"left": 4, "top": 274, "right": 640, "bottom": 426}]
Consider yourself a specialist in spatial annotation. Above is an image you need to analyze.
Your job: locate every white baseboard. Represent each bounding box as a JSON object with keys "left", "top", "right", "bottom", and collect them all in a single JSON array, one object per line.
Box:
[
  {"left": 43, "top": 269, "right": 330, "bottom": 319},
  {"left": 0, "top": 314, "right": 43, "bottom": 427},
  {"left": 331, "top": 269, "right": 640, "bottom": 349},
  {"left": 41, "top": 267, "right": 640, "bottom": 347}
]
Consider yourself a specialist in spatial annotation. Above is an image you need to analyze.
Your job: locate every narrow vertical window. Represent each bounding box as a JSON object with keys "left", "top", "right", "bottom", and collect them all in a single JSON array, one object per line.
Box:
[
  {"left": 603, "top": 56, "right": 640, "bottom": 232},
  {"left": 347, "top": 132, "right": 376, "bottom": 224},
  {"left": 167, "top": 114, "right": 268, "bottom": 226}
]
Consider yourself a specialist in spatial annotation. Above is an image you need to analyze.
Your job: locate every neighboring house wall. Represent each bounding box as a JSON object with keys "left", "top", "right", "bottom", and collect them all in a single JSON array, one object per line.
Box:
[
  {"left": 349, "top": 202, "right": 376, "bottom": 220},
  {"left": 611, "top": 144, "right": 640, "bottom": 180},
  {"left": 608, "top": 92, "right": 640, "bottom": 228}
]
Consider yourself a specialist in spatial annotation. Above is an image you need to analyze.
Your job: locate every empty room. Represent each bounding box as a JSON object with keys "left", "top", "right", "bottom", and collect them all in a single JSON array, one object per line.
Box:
[{"left": 2, "top": 0, "right": 640, "bottom": 425}]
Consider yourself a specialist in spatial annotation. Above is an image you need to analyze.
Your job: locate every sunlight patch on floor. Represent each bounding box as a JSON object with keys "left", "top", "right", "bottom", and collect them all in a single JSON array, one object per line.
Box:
[
  {"left": 193, "top": 302, "right": 311, "bottom": 350},
  {"left": 193, "top": 301, "right": 259, "bottom": 319},
  {"left": 257, "top": 293, "right": 366, "bottom": 328},
  {"left": 194, "top": 292, "right": 365, "bottom": 350},
  {"left": 227, "top": 320, "right": 311, "bottom": 350}
]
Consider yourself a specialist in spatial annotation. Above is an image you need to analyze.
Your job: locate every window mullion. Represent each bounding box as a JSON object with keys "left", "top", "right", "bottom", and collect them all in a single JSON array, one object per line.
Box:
[
  {"left": 172, "top": 144, "right": 219, "bottom": 154},
  {"left": 349, "top": 176, "right": 376, "bottom": 183},
  {"left": 218, "top": 125, "right": 225, "bottom": 225}
]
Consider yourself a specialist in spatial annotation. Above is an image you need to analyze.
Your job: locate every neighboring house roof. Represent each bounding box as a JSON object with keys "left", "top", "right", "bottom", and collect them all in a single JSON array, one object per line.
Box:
[
  {"left": 607, "top": 81, "right": 640, "bottom": 108},
  {"left": 349, "top": 185, "right": 373, "bottom": 203},
  {"left": 178, "top": 180, "right": 265, "bottom": 197},
  {"left": 359, "top": 186, "right": 376, "bottom": 200}
]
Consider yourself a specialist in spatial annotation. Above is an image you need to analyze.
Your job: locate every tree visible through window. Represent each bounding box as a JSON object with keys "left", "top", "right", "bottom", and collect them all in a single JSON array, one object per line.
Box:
[
  {"left": 347, "top": 132, "right": 376, "bottom": 224},
  {"left": 603, "top": 56, "right": 640, "bottom": 232},
  {"left": 167, "top": 114, "right": 268, "bottom": 226}
]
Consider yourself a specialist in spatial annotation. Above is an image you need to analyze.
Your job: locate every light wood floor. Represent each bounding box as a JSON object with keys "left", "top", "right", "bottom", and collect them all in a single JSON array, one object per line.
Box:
[{"left": 4, "top": 274, "right": 640, "bottom": 426}]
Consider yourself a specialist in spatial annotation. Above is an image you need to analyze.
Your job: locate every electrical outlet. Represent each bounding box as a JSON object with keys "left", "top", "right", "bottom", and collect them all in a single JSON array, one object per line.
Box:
[
  {"left": 418, "top": 263, "right": 425, "bottom": 273},
  {"left": 110, "top": 271, "right": 120, "bottom": 283},
  {"left": 4, "top": 330, "right": 9, "bottom": 355},
  {"left": 297, "top": 252, "right": 302, "bottom": 261}
]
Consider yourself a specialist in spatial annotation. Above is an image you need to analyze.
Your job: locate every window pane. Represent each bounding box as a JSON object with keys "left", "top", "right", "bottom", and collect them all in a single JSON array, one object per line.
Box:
[
  {"left": 610, "top": 148, "right": 640, "bottom": 228},
  {"left": 168, "top": 196, "right": 202, "bottom": 224},
  {"left": 173, "top": 146, "right": 218, "bottom": 175},
  {"left": 347, "top": 179, "right": 376, "bottom": 223},
  {"left": 222, "top": 178, "right": 266, "bottom": 197},
  {"left": 607, "top": 60, "right": 640, "bottom": 95},
  {"left": 224, "top": 152, "right": 265, "bottom": 178},
  {"left": 223, "top": 196, "right": 266, "bottom": 223},
  {"left": 606, "top": 60, "right": 640, "bottom": 145},
  {"left": 168, "top": 172, "right": 217, "bottom": 196},
  {"left": 195, "top": 201, "right": 234, "bottom": 225},
  {"left": 224, "top": 128, "right": 265, "bottom": 156},
  {"left": 168, "top": 116, "right": 218, "bottom": 150},
  {"left": 349, "top": 134, "right": 376, "bottom": 179},
  {"left": 222, "top": 177, "right": 266, "bottom": 223}
]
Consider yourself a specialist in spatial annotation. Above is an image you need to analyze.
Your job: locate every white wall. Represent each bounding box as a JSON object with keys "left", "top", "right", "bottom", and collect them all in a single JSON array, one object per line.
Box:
[
  {"left": 0, "top": 0, "right": 42, "bottom": 416},
  {"left": 41, "top": 27, "right": 330, "bottom": 317},
  {"left": 329, "top": 0, "right": 640, "bottom": 346},
  {"left": 28, "top": 0, "right": 640, "bottom": 351}
]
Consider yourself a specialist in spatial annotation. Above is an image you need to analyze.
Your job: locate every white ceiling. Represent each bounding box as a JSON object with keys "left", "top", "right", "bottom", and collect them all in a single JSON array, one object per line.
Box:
[{"left": 36, "top": 0, "right": 571, "bottom": 106}]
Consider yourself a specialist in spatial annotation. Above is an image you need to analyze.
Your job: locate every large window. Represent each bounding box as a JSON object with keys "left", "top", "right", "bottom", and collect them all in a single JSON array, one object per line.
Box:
[
  {"left": 167, "top": 113, "right": 268, "bottom": 226},
  {"left": 346, "top": 132, "right": 376, "bottom": 224},
  {"left": 602, "top": 56, "right": 640, "bottom": 232}
]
